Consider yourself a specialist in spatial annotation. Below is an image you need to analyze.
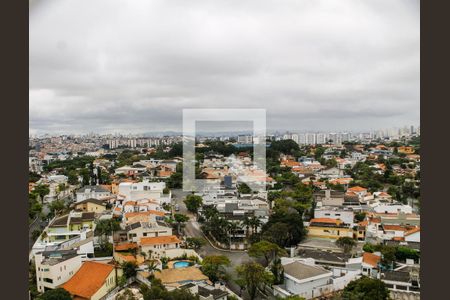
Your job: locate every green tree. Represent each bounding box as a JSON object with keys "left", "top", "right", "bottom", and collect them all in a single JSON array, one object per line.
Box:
[
  {"left": 354, "top": 212, "right": 366, "bottom": 223},
  {"left": 37, "top": 288, "right": 71, "bottom": 300},
  {"left": 271, "top": 257, "right": 285, "bottom": 285},
  {"left": 140, "top": 277, "right": 199, "bottom": 300},
  {"left": 95, "top": 218, "right": 121, "bottom": 237},
  {"left": 32, "top": 229, "right": 42, "bottom": 241},
  {"left": 185, "top": 237, "right": 206, "bottom": 250},
  {"left": 238, "top": 183, "right": 252, "bottom": 194},
  {"left": 32, "top": 184, "right": 50, "bottom": 203},
  {"left": 336, "top": 237, "right": 357, "bottom": 254},
  {"left": 122, "top": 261, "right": 138, "bottom": 279},
  {"left": 262, "top": 210, "right": 306, "bottom": 247},
  {"left": 248, "top": 240, "right": 287, "bottom": 266},
  {"left": 201, "top": 255, "right": 230, "bottom": 283},
  {"left": 47, "top": 199, "right": 66, "bottom": 218},
  {"left": 236, "top": 262, "right": 274, "bottom": 300},
  {"left": 29, "top": 171, "right": 41, "bottom": 183},
  {"left": 184, "top": 195, "right": 203, "bottom": 215},
  {"left": 174, "top": 213, "right": 189, "bottom": 234},
  {"left": 341, "top": 277, "right": 390, "bottom": 300}
]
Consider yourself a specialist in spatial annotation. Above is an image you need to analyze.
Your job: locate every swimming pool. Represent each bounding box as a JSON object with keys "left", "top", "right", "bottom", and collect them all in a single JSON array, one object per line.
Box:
[{"left": 173, "top": 261, "right": 190, "bottom": 268}]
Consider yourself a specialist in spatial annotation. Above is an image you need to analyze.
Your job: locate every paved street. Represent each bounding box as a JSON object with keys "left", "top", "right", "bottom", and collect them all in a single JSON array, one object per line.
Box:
[
  {"left": 28, "top": 190, "right": 75, "bottom": 251},
  {"left": 171, "top": 189, "right": 254, "bottom": 298}
]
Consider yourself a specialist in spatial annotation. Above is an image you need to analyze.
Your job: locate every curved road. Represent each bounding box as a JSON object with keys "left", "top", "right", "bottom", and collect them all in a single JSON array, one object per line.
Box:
[{"left": 172, "top": 189, "right": 256, "bottom": 298}]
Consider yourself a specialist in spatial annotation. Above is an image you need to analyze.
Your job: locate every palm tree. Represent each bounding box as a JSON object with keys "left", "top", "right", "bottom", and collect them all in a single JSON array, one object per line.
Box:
[
  {"left": 228, "top": 221, "right": 240, "bottom": 242},
  {"left": 147, "top": 250, "right": 153, "bottom": 260},
  {"left": 249, "top": 216, "right": 261, "bottom": 235},
  {"left": 243, "top": 216, "right": 252, "bottom": 239},
  {"left": 146, "top": 260, "right": 160, "bottom": 273}
]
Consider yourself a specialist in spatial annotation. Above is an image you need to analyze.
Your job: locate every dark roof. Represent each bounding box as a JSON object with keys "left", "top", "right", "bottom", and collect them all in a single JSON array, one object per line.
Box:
[
  {"left": 133, "top": 164, "right": 147, "bottom": 168},
  {"left": 41, "top": 250, "right": 78, "bottom": 266},
  {"left": 50, "top": 215, "right": 69, "bottom": 227},
  {"left": 383, "top": 266, "right": 420, "bottom": 283},
  {"left": 297, "top": 249, "right": 351, "bottom": 264},
  {"left": 383, "top": 271, "right": 411, "bottom": 282},
  {"left": 69, "top": 212, "right": 95, "bottom": 225},
  {"left": 126, "top": 222, "right": 142, "bottom": 231},
  {"left": 180, "top": 283, "right": 196, "bottom": 289},
  {"left": 198, "top": 286, "right": 229, "bottom": 299},
  {"left": 77, "top": 185, "right": 110, "bottom": 193},
  {"left": 75, "top": 198, "right": 106, "bottom": 206}
]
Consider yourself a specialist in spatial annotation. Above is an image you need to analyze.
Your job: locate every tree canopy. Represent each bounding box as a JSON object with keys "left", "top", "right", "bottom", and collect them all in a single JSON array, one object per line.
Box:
[{"left": 341, "top": 277, "right": 390, "bottom": 300}]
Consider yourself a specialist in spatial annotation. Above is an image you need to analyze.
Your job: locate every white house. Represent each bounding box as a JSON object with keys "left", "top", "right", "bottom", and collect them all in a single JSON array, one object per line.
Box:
[
  {"left": 126, "top": 221, "right": 172, "bottom": 243},
  {"left": 76, "top": 185, "right": 111, "bottom": 202},
  {"left": 274, "top": 258, "right": 361, "bottom": 299},
  {"left": 314, "top": 207, "right": 354, "bottom": 225},
  {"left": 34, "top": 250, "right": 82, "bottom": 293},
  {"left": 373, "top": 203, "right": 413, "bottom": 214},
  {"left": 274, "top": 259, "right": 333, "bottom": 299},
  {"left": 118, "top": 180, "right": 170, "bottom": 203}
]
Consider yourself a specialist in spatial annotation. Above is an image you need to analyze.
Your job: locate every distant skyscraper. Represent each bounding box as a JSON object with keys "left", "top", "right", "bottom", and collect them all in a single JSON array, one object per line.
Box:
[{"left": 306, "top": 133, "right": 316, "bottom": 145}]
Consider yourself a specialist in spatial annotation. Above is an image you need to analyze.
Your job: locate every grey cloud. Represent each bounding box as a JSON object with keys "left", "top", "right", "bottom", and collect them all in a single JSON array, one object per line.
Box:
[{"left": 30, "top": 0, "right": 419, "bottom": 134}]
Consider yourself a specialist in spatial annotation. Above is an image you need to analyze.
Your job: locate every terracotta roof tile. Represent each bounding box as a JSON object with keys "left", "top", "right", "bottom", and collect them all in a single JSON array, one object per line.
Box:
[
  {"left": 115, "top": 242, "right": 138, "bottom": 251},
  {"left": 310, "top": 218, "right": 341, "bottom": 225},
  {"left": 62, "top": 261, "right": 114, "bottom": 299},
  {"left": 348, "top": 186, "right": 367, "bottom": 192},
  {"left": 140, "top": 235, "right": 181, "bottom": 246},
  {"left": 363, "top": 252, "right": 381, "bottom": 268}
]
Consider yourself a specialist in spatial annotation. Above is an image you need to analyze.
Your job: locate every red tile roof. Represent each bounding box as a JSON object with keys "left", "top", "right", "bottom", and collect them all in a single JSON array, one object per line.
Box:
[
  {"left": 115, "top": 242, "right": 138, "bottom": 251},
  {"left": 62, "top": 261, "right": 115, "bottom": 299},
  {"left": 310, "top": 218, "right": 341, "bottom": 225},
  {"left": 140, "top": 235, "right": 181, "bottom": 246},
  {"left": 363, "top": 252, "right": 381, "bottom": 268},
  {"left": 348, "top": 186, "right": 367, "bottom": 192}
]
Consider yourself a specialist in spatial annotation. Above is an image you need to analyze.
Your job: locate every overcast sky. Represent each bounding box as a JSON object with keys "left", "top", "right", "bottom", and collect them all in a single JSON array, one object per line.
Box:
[{"left": 30, "top": 0, "right": 419, "bottom": 135}]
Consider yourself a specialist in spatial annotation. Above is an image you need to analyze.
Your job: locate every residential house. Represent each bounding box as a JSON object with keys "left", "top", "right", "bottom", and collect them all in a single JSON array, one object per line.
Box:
[
  {"left": 381, "top": 265, "right": 420, "bottom": 298},
  {"left": 123, "top": 211, "right": 166, "bottom": 224},
  {"left": 361, "top": 252, "right": 381, "bottom": 278},
  {"left": 307, "top": 218, "right": 354, "bottom": 239},
  {"left": 76, "top": 185, "right": 111, "bottom": 202},
  {"left": 140, "top": 235, "right": 181, "bottom": 255},
  {"left": 118, "top": 179, "right": 170, "bottom": 204},
  {"left": 73, "top": 198, "right": 107, "bottom": 214},
  {"left": 62, "top": 261, "right": 119, "bottom": 300},
  {"left": 46, "top": 211, "right": 95, "bottom": 242},
  {"left": 154, "top": 266, "right": 209, "bottom": 290},
  {"left": 181, "top": 282, "right": 231, "bottom": 300},
  {"left": 126, "top": 221, "right": 172, "bottom": 243},
  {"left": 273, "top": 260, "right": 333, "bottom": 299},
  {"left": 313, "top": 190, "right": 345, "bottom": 207},
  {"left": 314, "top": 207, "right": 355, "bottom": 226},
  {"left": 373, "top": 203, "right": 413, "bottom": 214},
  {"left": 347, "top": 186, "right": 368, "bottom": 201},
  {"left": 34, "top": 250, "right": 82, "bottom": 293}
]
